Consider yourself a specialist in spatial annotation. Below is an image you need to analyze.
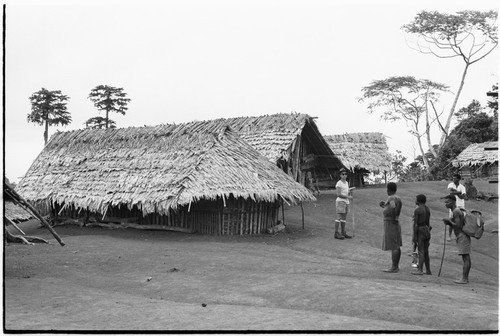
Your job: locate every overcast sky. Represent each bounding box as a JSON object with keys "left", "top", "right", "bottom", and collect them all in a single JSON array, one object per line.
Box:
[{"left": 3, "top": 0, "right": 499, "bottom": 183}]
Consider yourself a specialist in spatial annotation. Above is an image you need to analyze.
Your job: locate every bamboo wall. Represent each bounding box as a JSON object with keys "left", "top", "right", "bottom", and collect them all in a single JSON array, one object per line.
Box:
[{"left": 52, "top": 197, "right": 280, "bottom": 235}]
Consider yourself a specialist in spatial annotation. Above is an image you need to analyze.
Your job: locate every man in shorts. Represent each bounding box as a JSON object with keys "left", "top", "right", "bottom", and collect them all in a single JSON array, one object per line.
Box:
[
  {"left": 442, "top": 194, "right": 470, "bottom": 284},
  {"left": 412, "top": 194, "right": 431, "bottom": 275},
  {"left": 334, "top": 168, "right": 353, "bottom": 239},
  {"left": 446, "top": 174, "right": 466, "bottom": 241}
]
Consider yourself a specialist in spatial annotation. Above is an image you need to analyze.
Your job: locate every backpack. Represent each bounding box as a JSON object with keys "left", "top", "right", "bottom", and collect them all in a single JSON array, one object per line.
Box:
[{"left": 461, "top": 209, "right": 485, "bottom": 239}]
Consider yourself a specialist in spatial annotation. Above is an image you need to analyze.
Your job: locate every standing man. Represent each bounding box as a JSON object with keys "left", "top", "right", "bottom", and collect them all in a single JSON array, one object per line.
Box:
[
  {"left": 442, "top": 194, "right": 470, "bottom": 284},
  {"left": 379, "top": 182, "right": 402, "bottom": 273},
  {"left": 335, "top": 168, "right": 354, "bottom": 239},
  {"left": 412, "top": 194, "right": 432, "bottom": 275},
  {"left": 447, "top": 174, "right": 466, "bottom": 241}
]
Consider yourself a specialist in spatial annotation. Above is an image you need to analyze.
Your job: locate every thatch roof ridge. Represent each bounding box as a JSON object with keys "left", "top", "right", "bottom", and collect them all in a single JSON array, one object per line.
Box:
[
  {"left": 17, "top": 121, "right": 315, "bottom": 216},
  {"left": 324, "top": 132, "right": 391, "bottom": 173},
  {"left": 452, "top": 141, "right": 498, "bottom": 167}
]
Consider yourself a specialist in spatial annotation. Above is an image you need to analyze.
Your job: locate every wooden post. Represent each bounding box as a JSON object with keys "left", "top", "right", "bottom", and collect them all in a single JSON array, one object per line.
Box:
[{"left": 300, "top": 202, "right": 304, "bottom": 230}]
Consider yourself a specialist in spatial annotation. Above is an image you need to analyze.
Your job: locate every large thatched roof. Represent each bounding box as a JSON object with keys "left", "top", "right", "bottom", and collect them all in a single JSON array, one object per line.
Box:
[
  {"left": 16, "top": 121, "right": 315, "bottom": 216},
  {"left": 212, "top": 113, "right": 340, "bottom": 165},
  {"left": 324, "top": 133, "right": 392, "bottom": 173},
  {"left": 452, "top": 141, "right": 498, "bottom": 167}
]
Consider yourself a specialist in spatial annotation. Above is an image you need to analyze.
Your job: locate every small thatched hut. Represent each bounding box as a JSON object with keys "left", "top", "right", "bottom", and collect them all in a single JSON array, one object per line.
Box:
[
  {"left": 324, "top": 133, "right": 392, "bottom": 187},
  {"left": 205, "top": 113, "right": 344, "bottom": 190},
  {"left": 15, "top": 121, "right": 316, "bottom": 235},
  {"left": 452, "top": 141, "right": 498, "bottom": 180}
]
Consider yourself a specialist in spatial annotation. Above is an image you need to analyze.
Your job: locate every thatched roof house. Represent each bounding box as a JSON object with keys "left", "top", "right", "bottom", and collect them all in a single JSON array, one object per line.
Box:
[
  {"left": 324, "top": 133, "right": 392, "bottom": 186},
  {"left": 452, "top": 141, "right": 498, "bottom": 179},
  {"left": 202, "top": 113, "right": 344, "bottom": 190},
  {"left": 16, "top": 121, "right": 315, "bottom": 235}
]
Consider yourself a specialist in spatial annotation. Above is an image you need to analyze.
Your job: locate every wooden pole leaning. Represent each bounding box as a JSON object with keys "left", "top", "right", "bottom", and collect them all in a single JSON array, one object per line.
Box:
[{"left": 4, "top": 185, "right": 65, "bottom": 246}]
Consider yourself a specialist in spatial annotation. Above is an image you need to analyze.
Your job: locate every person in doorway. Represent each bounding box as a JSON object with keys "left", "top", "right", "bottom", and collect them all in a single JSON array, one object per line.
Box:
[
  {"left": 447, "top": 174, "right": 466, "bottom": 241},
  {"left": 411, "top": 194, "right": 432, "bottom": 275},
  {"left": 379, "top": 182, "right": 402, "bottom": 273},
  {"left": 442, "top": 194, "right": 470, "bottom": 284},
  {"left": 334, "top": 168, "right": 354, "bottom": 239}
]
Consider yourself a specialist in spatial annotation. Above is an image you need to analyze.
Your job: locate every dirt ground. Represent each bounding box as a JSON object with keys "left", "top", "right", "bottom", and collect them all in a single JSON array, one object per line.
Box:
[{"left": 3, "top": 181, "right": 498, "bottom": 332}]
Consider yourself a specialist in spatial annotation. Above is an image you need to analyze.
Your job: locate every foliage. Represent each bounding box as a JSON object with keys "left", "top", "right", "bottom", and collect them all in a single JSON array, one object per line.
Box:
[
  {"left": 455, "top": 99, "right": 482, "bottom": 121},
  {"left": 87, "top": 85, "right": 130, "bottom": 129},
  {"left": 85, "top": 116, "right": 117, "bottom": 129},
  {"left": 431, "top": 100, "right": 498, "bottom": 180},
  {"left": 359, "top": 76, "right": 449, "bottom": 172},
  {"left": 402, "top": 10, "right": 498, "bottom": 148},
  {"left": 28, "top": 88, "right": 71, "bottom": 145},
  {"left": 389, "top": 150, "right": 407, "bottom": 181}
]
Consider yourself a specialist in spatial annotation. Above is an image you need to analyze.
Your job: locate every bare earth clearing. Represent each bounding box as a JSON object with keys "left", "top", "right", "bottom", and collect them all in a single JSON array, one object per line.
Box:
[{"left": 3, "top": 181, "right": 498, "bottom": 332}]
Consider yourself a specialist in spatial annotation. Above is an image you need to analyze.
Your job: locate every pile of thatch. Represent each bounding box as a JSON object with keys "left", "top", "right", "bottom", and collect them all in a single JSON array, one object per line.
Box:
[
  {"left": 16, "top": 121, "right": 315, "bottom": 217},
  {"left": 452, "top": 141, "right": 498, "bottom": 168},
  {"left": 324, "top": 133, "right": 392, "bottom": 173}
]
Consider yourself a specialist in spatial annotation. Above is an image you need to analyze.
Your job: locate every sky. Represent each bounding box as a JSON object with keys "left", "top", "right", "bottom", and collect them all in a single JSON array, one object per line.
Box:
[{"left": 3, "top": 0, "right": 499, "bottom": 184}]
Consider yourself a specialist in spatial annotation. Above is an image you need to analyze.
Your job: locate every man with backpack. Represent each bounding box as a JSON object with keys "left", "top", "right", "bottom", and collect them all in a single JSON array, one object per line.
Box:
[{"left": 442, "top": 194, "right": 470, "bottom": 284}]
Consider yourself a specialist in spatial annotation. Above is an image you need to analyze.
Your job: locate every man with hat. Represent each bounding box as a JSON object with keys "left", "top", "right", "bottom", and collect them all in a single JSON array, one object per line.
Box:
[
  {"left": 334, "top": 168, "right": 354, "bottom": 239},
  {"left": 442, "top": 194, "right": 470, "bottom": 284}
]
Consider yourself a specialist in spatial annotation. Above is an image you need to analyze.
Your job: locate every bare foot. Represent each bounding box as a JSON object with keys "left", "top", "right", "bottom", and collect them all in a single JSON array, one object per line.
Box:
[{"left": 453, "top": 279, "right": 468, "bottom": 284}]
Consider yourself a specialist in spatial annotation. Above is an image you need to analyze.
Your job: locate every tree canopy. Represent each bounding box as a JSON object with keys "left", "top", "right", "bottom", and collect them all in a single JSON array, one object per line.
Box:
[
  {"left": 87, "top": 85, "right": 130, "bottom": 129},
  {"left": 402, "top": 10, "right": 498, "bottom": 147},
  {"left": 28, "top": 88, "right": 71, "bottom": 145},
  {"left": 359, "top": 76, "right": 449, "bottom": 172}
]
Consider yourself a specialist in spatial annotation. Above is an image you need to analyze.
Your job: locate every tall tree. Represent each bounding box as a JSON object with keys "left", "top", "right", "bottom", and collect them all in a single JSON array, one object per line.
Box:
[
  {"left": 359, "top": 76, "right": 449, "bottom": 174},
  {"left": 402, "top": 10, "right": 498, "bottom": 148},
  {"left": 87, "top": 85, "right": 131, "bottom": 129},
  {"left": 28, "top": 88, "right": 71, "bottom": 145}
]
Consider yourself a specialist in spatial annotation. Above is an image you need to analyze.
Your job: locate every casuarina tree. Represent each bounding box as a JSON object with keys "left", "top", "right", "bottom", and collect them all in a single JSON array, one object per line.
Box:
[
  {"left": 402, "top": 10, "right": 498, "bottom": 147},
  {"left": 87, "top": 85, "right": 131, "bottom": 129},
  {"left": 28, "top": 88, "right": 71, "bottom": 145}
]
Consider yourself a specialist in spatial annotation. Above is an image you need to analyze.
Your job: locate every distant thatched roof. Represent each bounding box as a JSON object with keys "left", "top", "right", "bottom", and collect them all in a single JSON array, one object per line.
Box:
[
  {"left": 16, "top": 121, "right": 315, "bottom": 216},
  {"left": 213, "top": 113, "right": 340, "bottom": 165},
  {"left": 324, "top": 133, "right": 392, "bottom": 173},
  {"left": 452, "top": 141, "right": 498, "bottom": 167}
]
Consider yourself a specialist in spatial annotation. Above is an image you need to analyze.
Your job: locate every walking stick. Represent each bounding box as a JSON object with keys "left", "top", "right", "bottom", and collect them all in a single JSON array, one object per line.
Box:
[
  {"left": 352, "top": 196, "right": 355, "bottom": 238},
  {"left": 438, "top": 225, "right": 447, "bottom": 277}
]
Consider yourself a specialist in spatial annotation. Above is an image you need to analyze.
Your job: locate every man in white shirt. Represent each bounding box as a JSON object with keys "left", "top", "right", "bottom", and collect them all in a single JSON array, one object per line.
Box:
[
  {"left": 335, "top": 168, "right": 354, "bottom": 239},
  {"left": 447, "top": 173, "right": 466, "bottom": 241}
]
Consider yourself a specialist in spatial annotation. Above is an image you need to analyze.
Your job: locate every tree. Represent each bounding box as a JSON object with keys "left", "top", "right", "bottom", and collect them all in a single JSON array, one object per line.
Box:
[
  {"left": 28, "top": 88, "right": 71, "bottom": 145},
  {"left": 432, "top": 101, "right": 497, "bottom": 179},
  {"left": 87, "top": 85, "right": 131, "bottom": 129},
  {"left": 402, "top": 10, "right": 498, "bottom": 147},
  {"left": 359, "top": 76, "right": 449, "bottom": 174},
  {"left": 390, "top": 150, "right": 407, "bottom": 182},
  {"left": 85, "top": 116, "right": 117, "bottom": 129}
]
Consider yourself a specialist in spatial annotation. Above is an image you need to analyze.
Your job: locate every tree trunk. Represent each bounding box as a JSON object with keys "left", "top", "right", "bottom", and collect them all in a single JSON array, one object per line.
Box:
[
  {"left": 438, "top": 63, "right": 470, "bottom": 148},
  {"left": 105, "top": 109, "right": 109, "bottom": 129},
  {"left": 425, "top": 104, "right": 437, "bottom": 158},
  {"left": 44, "top": 120, "right": 49, "bottom": 145}
]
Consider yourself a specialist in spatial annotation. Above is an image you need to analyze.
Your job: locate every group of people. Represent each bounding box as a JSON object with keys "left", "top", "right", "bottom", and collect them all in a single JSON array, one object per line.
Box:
[{"left": 334, "top": 169, "right": 471, "bottom": 284}]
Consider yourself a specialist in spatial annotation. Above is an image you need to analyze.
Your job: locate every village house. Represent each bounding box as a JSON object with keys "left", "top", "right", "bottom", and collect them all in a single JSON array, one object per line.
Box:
[
  {"left": 324, "top": 132, "right": 392, "bottom": 187},
  {"left": 15, "top": 121, "right": 316, "bottom": 235}
]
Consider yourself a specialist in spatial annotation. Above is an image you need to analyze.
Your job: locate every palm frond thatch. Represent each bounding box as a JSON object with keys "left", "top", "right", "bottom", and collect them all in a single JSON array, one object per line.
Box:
[
  {"left": 452, "top": 141, "right": 498, "bottom": 167},
  {"left": 324, "top": 133, "right": 392, "bottom": 173},
  {"left": 16, "top": 121, "right": 315, "bottom": 216}
]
